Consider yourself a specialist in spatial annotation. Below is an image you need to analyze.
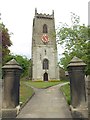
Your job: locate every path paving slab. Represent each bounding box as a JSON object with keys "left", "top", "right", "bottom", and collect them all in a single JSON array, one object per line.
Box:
[{"left": 17, "top": 83, "right": 72, "bottom": 118}]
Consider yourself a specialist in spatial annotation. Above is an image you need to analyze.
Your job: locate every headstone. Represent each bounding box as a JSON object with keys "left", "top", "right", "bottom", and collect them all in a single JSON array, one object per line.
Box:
[{"left": 2, "top": 59, "right": 22, "bottom": 118}]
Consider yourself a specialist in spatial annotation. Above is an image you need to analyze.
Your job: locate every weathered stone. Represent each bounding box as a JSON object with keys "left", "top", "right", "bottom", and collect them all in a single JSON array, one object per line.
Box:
[
  {"left": 32, "top": 8, "right": 59, "bottom": 81},
  {"left": 2, "top": 59, "right": 22, "bottom": 118},
  {"left": 85, "top": 76, "right": 88, "bottom": 103},
  {"left": 68, "top": 56, "right": 86, "bottom": 67},
  {"left": 87, "top": 75, "right": 90, "bottom": 120},
  {"left": 2, "top": 59, "right": 22, "bottom": 69},
  {"left": 2, "top": 108, "right": 17, "bottom": 118},
  {"left": 67, "top": 56, "right": 86, "bottom": 108}
]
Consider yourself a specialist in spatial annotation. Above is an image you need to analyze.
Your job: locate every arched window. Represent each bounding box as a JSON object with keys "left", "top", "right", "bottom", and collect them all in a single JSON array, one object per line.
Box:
[
  {"left": 43, "top": 24, "right": 48, "bottom": 33},
  {"left": 43, "top": 59, "right": 49, "bottom": 69}
]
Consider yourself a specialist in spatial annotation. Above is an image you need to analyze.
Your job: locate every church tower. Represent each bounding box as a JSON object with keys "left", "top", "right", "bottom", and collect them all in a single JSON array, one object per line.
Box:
[{"left": 32, "top": 8, "right": 59, "bottom": 81}]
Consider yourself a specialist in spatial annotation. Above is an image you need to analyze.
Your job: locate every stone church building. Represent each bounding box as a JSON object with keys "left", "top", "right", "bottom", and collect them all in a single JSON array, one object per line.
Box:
[{"left": 32, "top": 8, "right": 59, "bottom": 81}]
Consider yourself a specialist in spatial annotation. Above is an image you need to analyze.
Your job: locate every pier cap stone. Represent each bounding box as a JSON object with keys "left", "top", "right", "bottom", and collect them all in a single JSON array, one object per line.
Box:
[
  {"left": 2, "top": 59, "right": 22, "bottom": 69},
  {"left": 67, "top": 56, "right": 86, "bottom": 67}
]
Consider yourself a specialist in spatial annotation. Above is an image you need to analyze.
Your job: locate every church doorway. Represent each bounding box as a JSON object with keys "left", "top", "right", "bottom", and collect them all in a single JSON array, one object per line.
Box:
[{"left": 43, "top": 73, "right": 48, "bottom": 81}]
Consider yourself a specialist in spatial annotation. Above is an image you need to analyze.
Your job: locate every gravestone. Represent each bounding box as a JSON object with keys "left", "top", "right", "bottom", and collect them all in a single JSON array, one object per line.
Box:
[{"left": 2, "top": 59, "right": 22, "bottom": 118}]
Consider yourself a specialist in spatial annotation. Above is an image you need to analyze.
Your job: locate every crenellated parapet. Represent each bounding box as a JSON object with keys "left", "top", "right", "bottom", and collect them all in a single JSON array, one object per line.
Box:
[{"left": 35, "top": 8, "right": 54, "bottom": 19}]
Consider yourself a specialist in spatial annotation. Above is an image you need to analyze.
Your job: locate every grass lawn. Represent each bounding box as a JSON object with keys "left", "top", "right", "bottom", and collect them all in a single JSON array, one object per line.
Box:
[
  {"left": 20, "top": 81, "right": 34, "bottom": 104},
  {"left": 60, "top": 83, "right": 71, "bottom": 105},
  {"left": 25, "top": 80, "right": 67, "bottom": 89}
]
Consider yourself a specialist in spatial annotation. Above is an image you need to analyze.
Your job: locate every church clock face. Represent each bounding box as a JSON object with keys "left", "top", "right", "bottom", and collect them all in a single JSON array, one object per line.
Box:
[{"left": 41, "top": 34, "right": 49, "bottom": 43}]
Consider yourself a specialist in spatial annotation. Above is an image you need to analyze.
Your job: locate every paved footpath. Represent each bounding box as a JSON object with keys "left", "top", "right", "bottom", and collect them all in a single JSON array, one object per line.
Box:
[{"left": 17, "top": 83, "right": 72, "bottom": 118}]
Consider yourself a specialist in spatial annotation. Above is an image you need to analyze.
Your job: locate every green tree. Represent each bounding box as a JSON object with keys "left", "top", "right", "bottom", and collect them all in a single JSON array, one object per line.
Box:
[
  {"left": 57, "top": 13, "right": 90, "bottom": 74},
  {"left": 0, "top": 23, "right": 12, "bottom": 65},
  {"left": 15, "top": 55, "right": 32, "bottom": 78},
  {"left": 14, "top": 55, "right": 29, "bottom": 77},
  {"left": 86, "top": 27, "right": 90, "bottom": 75},
  {"left": 5, "top": 54, "right": 32, "bottom": 78}
]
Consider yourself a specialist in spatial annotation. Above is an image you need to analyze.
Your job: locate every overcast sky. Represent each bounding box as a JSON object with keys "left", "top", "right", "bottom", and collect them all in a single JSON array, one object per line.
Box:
[{"left": 0, "top": 0, "right": 89, "bottom": 59}]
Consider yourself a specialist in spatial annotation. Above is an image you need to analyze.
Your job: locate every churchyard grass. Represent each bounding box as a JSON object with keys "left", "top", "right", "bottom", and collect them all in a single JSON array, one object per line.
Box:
[
  {"left": 25, "top": 80, "right": 66, "bottom": 89},
  {"left": 60, "top": 83, "right": 71, "bottom": 105},
  {"left": 20, "top": 81, "right": 34, "bottom": 104}
]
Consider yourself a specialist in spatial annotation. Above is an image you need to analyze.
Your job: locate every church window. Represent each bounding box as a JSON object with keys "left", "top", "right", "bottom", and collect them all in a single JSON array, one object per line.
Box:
[
  {"left": 45, "top": 49, "right": 46, "bottom": 55},
  {"left": 43, "top": 24, "right": 48, "bottom": 33},
  {"left": 43, "top": 59, "right": 49, "bottom": 69}
]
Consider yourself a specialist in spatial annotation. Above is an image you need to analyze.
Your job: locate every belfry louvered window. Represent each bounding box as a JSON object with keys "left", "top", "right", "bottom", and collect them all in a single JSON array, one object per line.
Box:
[
  {"left": 43, "top": 59, "right": 49, "bottom": 69},
  {"left": 43, "top": 24, "right": 48, "bottom": 33}
]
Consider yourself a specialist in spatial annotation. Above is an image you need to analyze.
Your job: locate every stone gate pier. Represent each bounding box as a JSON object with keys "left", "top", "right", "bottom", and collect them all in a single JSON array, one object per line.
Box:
[
  {"left": 87, "top": 75, "right": 90, "bottom": 120},
  {"left": 2, "top": 59, "right": 22, "bottom": 118},
  {"left": 67, "top": 56, "right": 88, "bottom": 118}
]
